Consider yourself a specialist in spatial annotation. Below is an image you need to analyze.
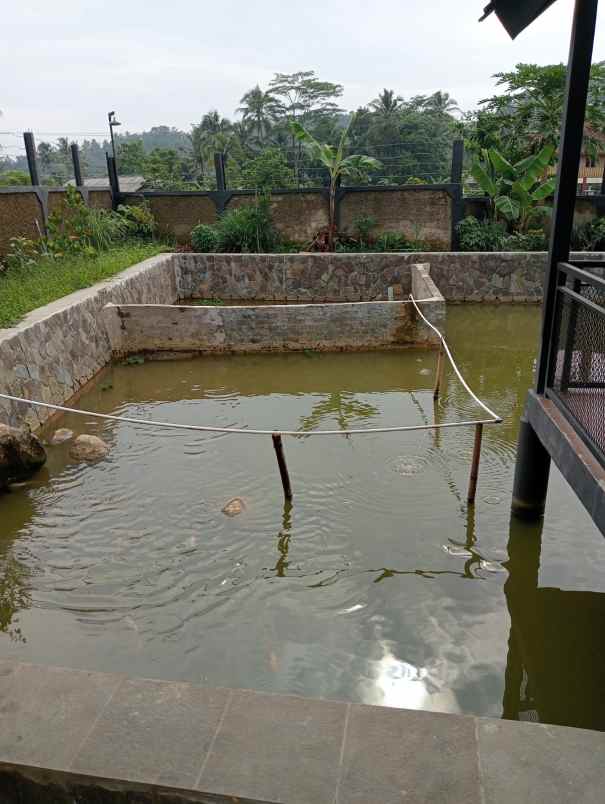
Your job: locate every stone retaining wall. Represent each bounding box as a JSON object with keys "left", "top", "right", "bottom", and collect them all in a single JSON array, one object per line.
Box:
[
  {"left": 0, "top": 254, "right": 177, "bottom": 428},
  {"left": 175, "top": 252, "right": 605, "bottom": 304},
  {"left": 178, "top": 253, "right": 415, "bottom": 302}
]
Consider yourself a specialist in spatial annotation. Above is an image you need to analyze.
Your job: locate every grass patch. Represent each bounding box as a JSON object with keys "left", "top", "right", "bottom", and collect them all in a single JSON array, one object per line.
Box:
[{"left": 0, "top": 242, "right": 166, "bottom": 328}]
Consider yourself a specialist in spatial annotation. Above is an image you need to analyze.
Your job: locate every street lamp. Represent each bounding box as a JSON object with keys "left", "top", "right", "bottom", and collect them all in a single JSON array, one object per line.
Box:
[{"left": 108, "top": 110, "right": 121, "bottom": 166}]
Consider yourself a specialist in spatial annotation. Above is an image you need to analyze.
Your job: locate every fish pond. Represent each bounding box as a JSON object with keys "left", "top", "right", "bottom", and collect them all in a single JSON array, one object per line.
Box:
[{"left": 1, "top": 305, "right": 604, "bottom": 730}]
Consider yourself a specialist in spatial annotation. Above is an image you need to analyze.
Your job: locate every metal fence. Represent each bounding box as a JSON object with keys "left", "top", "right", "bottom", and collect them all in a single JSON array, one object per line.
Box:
[{"left": 547, "top": 260, "right": 605, "bottom": 463}]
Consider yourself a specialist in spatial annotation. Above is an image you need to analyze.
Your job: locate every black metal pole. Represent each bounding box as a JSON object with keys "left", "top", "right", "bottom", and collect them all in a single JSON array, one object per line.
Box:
[
  {"left": 23, "top": 132, "right": 40, "bottom": 186},
  {"left": 450, "top": 139, "right": 465, "bottom": 249},
  {"left": 71, "top": 143, "right": 83, "bottom": 187},
  {"left": 535, "top": 0, "right": 599, "bottom": 393},
  {"left": 214, "top": 152, "right": 227, "bottom": 192},
  {"left": 106, "top": 153, "right": 120, "bottom": 210},
  {"left": 450, "top": 139, "right": 464, "bottom": 185},
  {"left": 272, "top": 434, "right": 293, "bottom": 501}
]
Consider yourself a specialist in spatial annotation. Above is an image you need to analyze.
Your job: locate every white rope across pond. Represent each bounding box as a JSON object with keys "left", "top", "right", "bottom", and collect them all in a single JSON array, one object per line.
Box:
[
  {"left": 0, "top": 295, "right": 501, "bottom": 436},
  {"left": 0, "top": 295, "right": 501, "bottom": 502}
]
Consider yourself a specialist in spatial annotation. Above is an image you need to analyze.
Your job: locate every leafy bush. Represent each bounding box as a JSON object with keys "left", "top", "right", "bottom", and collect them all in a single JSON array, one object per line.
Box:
[
  {"left": 503, "top": 229, "right": 548, "bottom": 251},
  {"left": 117, "top": 203, "right": 156, "bottom": 238},
  {"left": 217, "top": 197, "right": 280, "bottom": 252},
  {"left": 457, "top": 216, "right": 506, "bottom": 252},
  {"left": 572, "top": 217, "right": 605, "bottom": 251},
  {"left": 4, "top": 237, "right": 39, "bottom": 270},
  {"left": 0, "top": 170, "right": 30, "bottom": 187},
  {"left": 352, "top": 215, "right": 377, "bottom": 245},
  {"left": 191, "top": 224, "right": 220, "bottom": 252},
  {"left": 190, "top": 196, "right": 281, "bottom": 253},
  {"left": 374, "top": 232, "right": 413, "bottom": 251}
]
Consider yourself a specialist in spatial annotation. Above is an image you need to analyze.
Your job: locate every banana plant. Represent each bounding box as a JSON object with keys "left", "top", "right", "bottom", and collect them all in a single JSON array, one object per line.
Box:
[
  {"left": 471, "top": 144, "right": 556, "bottom": 232},
  {"left": 290, "top": 114, "right": 382, "bottom": 251}
]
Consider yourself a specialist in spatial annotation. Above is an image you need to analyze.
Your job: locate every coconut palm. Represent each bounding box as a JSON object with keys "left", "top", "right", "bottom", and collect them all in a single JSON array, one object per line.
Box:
[
  {"left": 369, "top": 89, "right": 405, "bottom": 117},
  {"left": 423, "top": 91, "right": 461, "bottom": 116},
  {"left": 237, "top": 85, "right": 280, "bottom": 142},
  {"left": 290, "top": 113, "right": 382, "bottom": 251}
]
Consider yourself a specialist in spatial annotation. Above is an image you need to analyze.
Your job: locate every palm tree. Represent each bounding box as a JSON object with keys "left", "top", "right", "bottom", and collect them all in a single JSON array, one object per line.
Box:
[
  {"left": 190, "top": 111, "right": 234, "bottom": 179},
  {"left": 237, "top": 85, "right": 280, "bottom": 143},
  {"left": 369, "top": 89, "right": 404, "bottom": 117},
  {"left": 423, "top": 91, "right": 461, "bottom": 116},
  {"left": 290, "top": 113, "right": 381, "bottom": 251}
]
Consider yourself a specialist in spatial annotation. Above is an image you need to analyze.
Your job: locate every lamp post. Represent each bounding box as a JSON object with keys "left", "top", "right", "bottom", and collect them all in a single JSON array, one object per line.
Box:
[{"left": 108, "top": 110, "right": 121, "bottom": 168}]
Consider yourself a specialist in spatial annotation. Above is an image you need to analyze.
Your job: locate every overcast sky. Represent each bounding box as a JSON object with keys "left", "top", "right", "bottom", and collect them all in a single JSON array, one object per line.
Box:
[{"left": 2, "top": 0, "right": 605, "bottom": 150}]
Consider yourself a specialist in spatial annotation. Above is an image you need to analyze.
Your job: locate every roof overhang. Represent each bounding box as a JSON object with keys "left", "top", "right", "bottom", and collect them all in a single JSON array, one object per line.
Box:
[{"left": 479, "top": 0, "right": 559, "bottom": 38}]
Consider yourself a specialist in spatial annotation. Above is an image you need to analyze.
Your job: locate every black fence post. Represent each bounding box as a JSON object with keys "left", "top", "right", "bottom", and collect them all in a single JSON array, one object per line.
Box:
[
  {"left": 24, "top": 132, "right": 40, "bottom": 186},
  {"left": 106, "top": 153, "right": 120, "bottom": 209},
  {"left": 535, "top": 0, "right": 598, "bottom": 394},
  {"left": 450, "top": 139, "right": 465, "bottom": 250},
  {"left": 71, "top": 143, "right": 83, "bottom": 187},
  {"left": 214, "top": 153, "right": 227, "bottom": 192},
  {"left": 450, "top": 139, "right": 464, "bottom": 185}
]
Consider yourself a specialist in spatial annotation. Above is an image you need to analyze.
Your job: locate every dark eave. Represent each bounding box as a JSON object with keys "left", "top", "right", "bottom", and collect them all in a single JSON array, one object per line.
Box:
[{"left": 480, "top": 0, "right": 559, "bottom": 38}]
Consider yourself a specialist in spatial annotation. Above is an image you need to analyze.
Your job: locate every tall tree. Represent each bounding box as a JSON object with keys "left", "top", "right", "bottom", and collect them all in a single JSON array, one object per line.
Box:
[
  {"left": 269, "top": 71, "right": 344, "bottom": 179},
  {"left": 370, "top": 89, "right": 404, "bottom": 117},
  {"left": 237, "top": 85, "right": 280, "bottom": 142},
  {"left": 473, "top": 62, "right": 605, "bottom": 160}
]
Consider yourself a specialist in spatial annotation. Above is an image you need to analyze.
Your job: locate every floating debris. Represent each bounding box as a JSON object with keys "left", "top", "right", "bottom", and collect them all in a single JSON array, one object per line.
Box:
[
  {"left": 442, "top": 544, "right": 473, "bottom": 558},
  {"left": 222, "top": 497, "right": 246, "bottom": 517},
  {"left": 49, "top": 428, "right": 74, "bottom": 445}
]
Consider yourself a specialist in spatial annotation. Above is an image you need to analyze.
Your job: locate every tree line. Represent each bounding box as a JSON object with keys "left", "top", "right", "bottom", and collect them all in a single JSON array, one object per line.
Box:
[{"left": 1, "top": 63, "right": 604, "bottom": 191}]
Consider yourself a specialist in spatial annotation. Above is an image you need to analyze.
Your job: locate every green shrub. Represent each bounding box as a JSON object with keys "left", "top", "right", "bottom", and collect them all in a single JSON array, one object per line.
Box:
[
  {"left": 503, "top": 229, "right": 548, "bottom": 251},
  {"left": 215, "top": 197, "right": 280, "bottom": 253},
  {"left": 374, "top": 232, "right": 413, "bottom": 251},
  {"left": 572, "top": 217, "right": 605, "bottom": 251},
  {"left": 117, "top": 203, "right": 156, "bottom": 238},
  {"left": 352, "top": 215, "right": 377, "bottom": 245},
  {"left": 4, "top": 237, "right": 40, "bottom": 270},
  {"left": 191, "top": 224, "right": 220, "bottom": 252},
  {"left": 457, "top": 216, "right": 506, "bottom": 252}
]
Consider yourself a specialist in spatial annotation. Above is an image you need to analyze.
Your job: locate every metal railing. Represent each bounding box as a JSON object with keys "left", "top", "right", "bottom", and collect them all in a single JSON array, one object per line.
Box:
[{"left": 546, "top": 260, "right": 605, "bottom": 465}]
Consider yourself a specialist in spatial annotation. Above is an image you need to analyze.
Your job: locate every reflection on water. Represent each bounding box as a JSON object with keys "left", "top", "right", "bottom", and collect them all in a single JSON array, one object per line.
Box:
[
  {"left": 503, "top": 518, "right": 605, "bottom": 730},
  {"left": 0, "top": 305, "right": 604, "bottom": 729}
]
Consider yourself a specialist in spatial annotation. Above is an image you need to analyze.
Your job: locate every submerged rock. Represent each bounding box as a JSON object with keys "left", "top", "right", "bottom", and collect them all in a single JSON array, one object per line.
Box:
[
  {"left": 222, "top": 497, "right": 246, "bottom": 517},
  {"left": 0, "top": 424, "right": 47, "bottom": 492},
  {"left": 49, "top": 428, "right": 74, "bottom": 445},
  {"left": 70, "top": 434, "right": 110, "bottom": 462}
]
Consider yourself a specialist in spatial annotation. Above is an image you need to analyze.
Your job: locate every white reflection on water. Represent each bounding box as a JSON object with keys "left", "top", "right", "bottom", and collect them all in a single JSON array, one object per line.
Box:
[{"left": 362, "top": 644, "right": 461, "bottom": 713}]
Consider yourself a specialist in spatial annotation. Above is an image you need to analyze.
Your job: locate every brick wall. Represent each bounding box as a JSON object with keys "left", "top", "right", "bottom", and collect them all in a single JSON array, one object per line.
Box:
[{"left": 0, "top": 192, "right": 44, "bottom": 255}]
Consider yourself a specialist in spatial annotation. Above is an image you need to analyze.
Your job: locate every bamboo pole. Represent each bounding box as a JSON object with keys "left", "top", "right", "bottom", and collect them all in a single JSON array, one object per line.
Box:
[
  {"left": 467, "top": 423, "right": 484, "bottom": 504},
  {"left": 272, "top": 433, "right": 293, "bottom": 501},
  {"left": 433, "top": 345, "right": 444, "bottom": 400}
]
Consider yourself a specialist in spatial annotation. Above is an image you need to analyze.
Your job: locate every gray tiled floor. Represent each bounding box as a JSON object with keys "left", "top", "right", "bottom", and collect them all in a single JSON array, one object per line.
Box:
[{"left": 1, "top": 659, "right": 605, "bottom": 803}]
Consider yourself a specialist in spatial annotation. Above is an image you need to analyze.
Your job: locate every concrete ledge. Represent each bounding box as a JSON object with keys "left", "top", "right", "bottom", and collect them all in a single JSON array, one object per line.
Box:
[
  {"left": 1, "top": 659, "right": 604, "bottom": 803},
  {"left": 102, "top": 298, "right": 442, "bottom": 356}
]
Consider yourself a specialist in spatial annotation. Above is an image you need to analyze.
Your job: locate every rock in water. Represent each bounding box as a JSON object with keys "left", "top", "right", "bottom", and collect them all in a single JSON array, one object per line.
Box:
[
  {"left": 0, "top": 424, "right": 47, "bottom": 492},
  {"left": 49, "top": 428, "right": 74, "bottom": 445},
  {"left": 70, "top": 434, "right": 110, "bottom": 462},
  {"left": 222, "top": 497, "right": 246, "bottom": 517}
]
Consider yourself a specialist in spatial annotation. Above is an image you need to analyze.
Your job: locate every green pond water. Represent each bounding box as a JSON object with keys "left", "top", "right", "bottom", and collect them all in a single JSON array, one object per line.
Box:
[{"left": 1, "top": 304, "right": 604, "bottom": 730}]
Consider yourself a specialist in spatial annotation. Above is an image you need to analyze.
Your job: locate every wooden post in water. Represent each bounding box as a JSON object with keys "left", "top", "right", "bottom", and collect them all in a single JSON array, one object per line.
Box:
[
  {"left": 467, "top": 423, "right": 484, "bottom": 504},
  {"left": 272, "top": 433, "right": 293, "bottom": 501},
  {"left": 433, "top": 345, "right": 444, "bottom": 400}
]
